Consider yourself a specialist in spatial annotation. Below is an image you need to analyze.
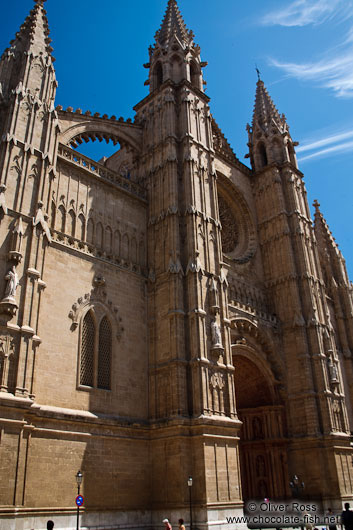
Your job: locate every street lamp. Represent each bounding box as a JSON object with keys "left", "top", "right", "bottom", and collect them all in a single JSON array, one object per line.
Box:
[
  {"left": 289, "top": 475, "right": 305, "bottom": 497},
  {"left": 76, "top": 470, "right": 83, "bottom": 530},
  {"left": 188, "top": 476, "right": 193, "bottom": 530}
]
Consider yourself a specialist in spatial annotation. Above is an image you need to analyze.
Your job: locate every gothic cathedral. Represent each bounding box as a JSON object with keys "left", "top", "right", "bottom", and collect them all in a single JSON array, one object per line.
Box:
[{"left": 0, "top": 1, "right": 353, "bottom": 529}]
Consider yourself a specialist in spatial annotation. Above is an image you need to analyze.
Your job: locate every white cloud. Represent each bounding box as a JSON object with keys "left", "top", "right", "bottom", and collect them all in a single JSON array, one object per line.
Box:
[
  {"left": 296, "top": 127, "right": 353, "bottom": 162},
  {"left": 298, "top": 139, "right": 353, "bottom": 162},
  {"left": 270, "top": 48, "right": 353, "bottom": 97},
  {"left": 261, "top": 0, "right": 344, "bottom": 27},
  {"left": 297, "top": 130, "right": 353, "bottom": 153}
]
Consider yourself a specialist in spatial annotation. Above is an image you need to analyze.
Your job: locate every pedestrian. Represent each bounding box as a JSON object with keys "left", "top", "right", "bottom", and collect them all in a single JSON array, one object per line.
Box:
[
  {"left": 326, "top": 508, "right": 337, "bottom": 530},
  {"left": 341, "top": 503, "right": 353, "bottom": 530},
  {"left": 47, "top": 522, "right": 54, "bottom": 530},
  {"left": 179, "top": 519, "right": 186, "bottom": 530},
  {"left": 163, "top": 518, "right": 172, "bottom": 530}
]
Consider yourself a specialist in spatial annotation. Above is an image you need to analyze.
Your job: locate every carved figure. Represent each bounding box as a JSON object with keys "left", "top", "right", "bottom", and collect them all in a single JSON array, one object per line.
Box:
[
  {"left": 211, "top": 320, "right": 222, "bottom": 347},
  {"left": 328, "top": 359, "right": 339, "bottom": 383},
  {"left": 4, "top": 266, "right": 19, "bottom": 299}
]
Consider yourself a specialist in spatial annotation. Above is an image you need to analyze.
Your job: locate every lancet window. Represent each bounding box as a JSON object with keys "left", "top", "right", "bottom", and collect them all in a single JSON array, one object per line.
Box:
[{"left": 79, "top": 309, "right": 112, "bottom": 390}]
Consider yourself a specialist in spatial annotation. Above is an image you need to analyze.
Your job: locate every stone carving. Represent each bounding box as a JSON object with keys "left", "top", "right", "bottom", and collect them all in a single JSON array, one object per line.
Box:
[
  {"left": 186, "top": 251, "right": 204, "bottom": 275},
  {"left": 0, "top": 184, "right": 7, "bottom": 215},
  {"left": 69, "top": 275, "right": 124, "bottom": 340},
  {"left": 210, "top": 372, "right": 225, "bottom": 389},
  {"left": 328, "top": 359, "right": 339, "bottom": 384},
  {"left": 9, "top": 216, "right": 24, "bottom": 263},
  {"left": 218, "top": 195, "right": 238, "bottom": 254},
  {"left": 0, "top": 334, "right": 16, "bottom": 392},
  {"left": 33, "top": 202, "right": 52, "bottom": 243},
  {"left": 211, "top": 320, "right": 222, "bottom": 348},
  {"left": 3, "top": 266, "right": 19, "bottom": 300},
  {"left": 0, "top": 265, "right": 19, "bottom": 316}
]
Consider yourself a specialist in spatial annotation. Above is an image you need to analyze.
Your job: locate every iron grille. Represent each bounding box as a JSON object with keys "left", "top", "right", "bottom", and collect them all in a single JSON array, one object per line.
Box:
[
  {"left": 98, "top": 317, "right": 112, "bottom": 390},
  {"left": 80, "top": 311, "right": 95, "bottom": 386}
]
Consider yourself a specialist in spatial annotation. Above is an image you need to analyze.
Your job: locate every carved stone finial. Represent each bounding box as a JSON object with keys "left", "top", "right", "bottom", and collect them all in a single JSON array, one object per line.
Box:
[{"left": 313, "top": 199, "right": 320, "bottom": 212}]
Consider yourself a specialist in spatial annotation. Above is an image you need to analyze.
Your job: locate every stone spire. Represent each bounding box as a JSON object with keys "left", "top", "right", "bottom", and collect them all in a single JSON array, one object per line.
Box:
[
  {"left": 155, "top": 0, "right": 194, "bottom": 47},
  {"left": 0, "top": 0, "right": 55, "bottom": 99},
  {"left": 246, "top": 77, "right": 298, "bottom": 171},
  {"left": 145, "top": 0, "right": 206, "bottom": 93},
  {"left": 252, "top": 78, "right": 286, "bottom": 133},
  {"left": 313, "top": 200, "right": 342, "bottom": 258}
]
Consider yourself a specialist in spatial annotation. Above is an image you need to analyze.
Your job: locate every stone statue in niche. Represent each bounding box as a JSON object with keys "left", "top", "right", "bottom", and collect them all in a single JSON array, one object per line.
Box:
[
  {"left": 328, "top": 359, "right": 339, "bottom": 384},
  {"left": 211, "top": 320, "right": 222, "bottom": 348},
  {"left": 3, "top": 266, "right": 19, "bottom": 300}
]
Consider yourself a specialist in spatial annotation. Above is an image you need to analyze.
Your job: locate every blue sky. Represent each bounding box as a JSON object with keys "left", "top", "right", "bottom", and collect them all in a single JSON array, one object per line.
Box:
[{"left": 2, "top": 0, "right": 353, "bottom": 277}]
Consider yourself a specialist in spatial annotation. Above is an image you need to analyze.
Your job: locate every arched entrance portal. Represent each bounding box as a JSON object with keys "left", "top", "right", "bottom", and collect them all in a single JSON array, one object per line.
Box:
[{"left": 232, "top": 350, "right": 290, "bottom": 500}]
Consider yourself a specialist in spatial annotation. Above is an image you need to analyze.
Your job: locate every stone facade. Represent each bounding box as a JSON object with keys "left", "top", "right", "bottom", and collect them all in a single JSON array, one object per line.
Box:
[{"left": 0, "top": 1, "right": 353, "bottom": 529}]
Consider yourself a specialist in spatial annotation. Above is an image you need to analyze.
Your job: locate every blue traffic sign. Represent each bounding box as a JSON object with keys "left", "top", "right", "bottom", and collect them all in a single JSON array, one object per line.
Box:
[{"left": 76, "top": 495, "right": 84, "bottom": 507}]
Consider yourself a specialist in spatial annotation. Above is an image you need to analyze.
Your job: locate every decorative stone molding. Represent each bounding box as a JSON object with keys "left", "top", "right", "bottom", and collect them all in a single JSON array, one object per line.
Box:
[
  {"left": 69, "top": 275, "right": 124, "bottom": 340},
  {"left": 186, "top": 251, "right": 204, "bottom": 275},
  {"left": 33, "top": 201, "right": 51, "bottom": 243}
]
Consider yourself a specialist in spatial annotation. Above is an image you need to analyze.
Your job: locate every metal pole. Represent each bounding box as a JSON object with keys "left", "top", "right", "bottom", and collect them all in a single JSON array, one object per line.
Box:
[
  {"left": 189, "top": 485, "right": 192, "bottom": 530},
  {"left": 76, "top": 483, "right": 80, "bottom": 530}
]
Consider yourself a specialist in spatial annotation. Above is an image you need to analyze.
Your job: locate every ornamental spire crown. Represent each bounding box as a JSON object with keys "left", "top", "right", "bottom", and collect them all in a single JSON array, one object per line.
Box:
[
  {"left": 252, "top": 79, "right": 286, "bottom": 133},
  {"left": 155, "top": 0, "right": 194, "bottom": 47},
  {"left": 246, "top": 77, "right": 298, "bottom": 171},
  {"left": 0, "top": 0, "right": 56, "bottom": 102},
  {"left": 144, "top": 0, "right": 207, "bottom": 93}
]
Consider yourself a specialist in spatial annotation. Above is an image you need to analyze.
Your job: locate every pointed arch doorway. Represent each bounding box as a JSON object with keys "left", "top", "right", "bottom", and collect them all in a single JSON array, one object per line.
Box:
[{"left": 232, "top": 344, "right": 290, "bottom": 500}]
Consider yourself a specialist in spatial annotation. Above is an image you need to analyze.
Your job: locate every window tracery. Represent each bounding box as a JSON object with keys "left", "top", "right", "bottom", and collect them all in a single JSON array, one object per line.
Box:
[{"left": 79, "top": 308, "right": 113, "bottom": 391}]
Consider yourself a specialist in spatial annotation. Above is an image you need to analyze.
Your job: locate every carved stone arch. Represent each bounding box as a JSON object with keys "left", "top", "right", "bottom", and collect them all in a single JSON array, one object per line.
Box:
[
  {"left": 255, "top": 141, "right": 268, "bottom": 168},
  {"left": 114, "top": 229, "right": 121, "bottom": 256},
  {"left": 58, "top": 112, "right": 143, "bottom": 153},
  {"left": 216, "top": 173, "right": 257, "bottom": 263},
  {"left": 271, "top": 136, "right": 284, "bottom": 164},
  {"left": 170, "top": 53, "right": 183, "bottom": 84},
  {"left": 68, "top": 209, "right": 76, "bottom": 237},
  {"left": 57, "top": 204, "right": 66, "bottom": 233},
  {"left": 78, "top": 213, "right": 85, "bottom": 241},
  {"left": 105, "top": 226, "right": 113, "bottom": 254},
  {"left": 50, "top": 200, "right": 56, "bottom": 229},
  {"left": 152, "top": 61, "right": 164, "bottom": 90},
  {"left": 69, "top": 283, "right": 124, "bottom": 341},
  {"left": 189, "top": 59, "right": 201, "bottom": 90},
  {"left": 131, "top": 237, "right": 137, "bottom": 264},
  {"left": 230, "top": 317, "right": 284, "bottom": 384},
  {"left": 122, "top": 233, "right": 129, "bottom": 260},
  {"left": 96, "top": 222, "right": 103, "bottom": 249},
  {"left": 86, "top": 217, "right": 94, "bottom": 244}
]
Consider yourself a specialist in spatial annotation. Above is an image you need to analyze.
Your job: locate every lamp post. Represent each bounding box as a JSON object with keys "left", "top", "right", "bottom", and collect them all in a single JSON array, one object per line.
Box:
[
  {"left": 289, "top": 475, "right": 305, "bottom": 498},
  {"left": 76, "top": 470, "right": 83, "bottom": 530},
  {"left": 188, "top": 476, "right": 193, "bottom": 530}
]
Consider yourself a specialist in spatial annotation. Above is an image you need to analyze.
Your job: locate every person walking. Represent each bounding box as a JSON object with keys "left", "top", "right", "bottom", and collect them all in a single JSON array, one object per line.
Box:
[
  {"left": 178, "top": 519, "right": 186, "bottom": 530},
  {"left": 326, "top": 508, "right": 337, "bottom": 530},
  {"left": 341, "top": 503, "right": 353, "bottom": 530},
  {"left": 163, "top": 518, "right": 172, "bottom": 530}
]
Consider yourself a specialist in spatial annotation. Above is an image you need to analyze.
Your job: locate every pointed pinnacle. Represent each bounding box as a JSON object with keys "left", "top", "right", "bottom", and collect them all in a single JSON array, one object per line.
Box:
[
  {"left": 2, "top": 0, "right": 53, "bottom": 60},
  {"left": 156, "top": 0, "right": 192, "bottom": 46},
  {"left": 252, "top": 79, "right": 284, "bottom": 131}
]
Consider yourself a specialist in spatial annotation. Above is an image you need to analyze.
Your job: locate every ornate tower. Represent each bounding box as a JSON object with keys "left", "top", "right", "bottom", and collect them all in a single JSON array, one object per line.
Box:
[
  {"left": 135, "top": 0, "right": 242, "bottom": 522},
  {"left": 0, "top": 0, "right": 57, "bottom": 398},
  {"left": 247, "top": 77, "right": 352, "bottom": 503}
]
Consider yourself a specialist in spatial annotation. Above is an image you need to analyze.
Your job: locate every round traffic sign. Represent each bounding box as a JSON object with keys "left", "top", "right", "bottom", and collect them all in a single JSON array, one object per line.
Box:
[{"left": 76, "top": 495, "right": 84, "bottom": 506}]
